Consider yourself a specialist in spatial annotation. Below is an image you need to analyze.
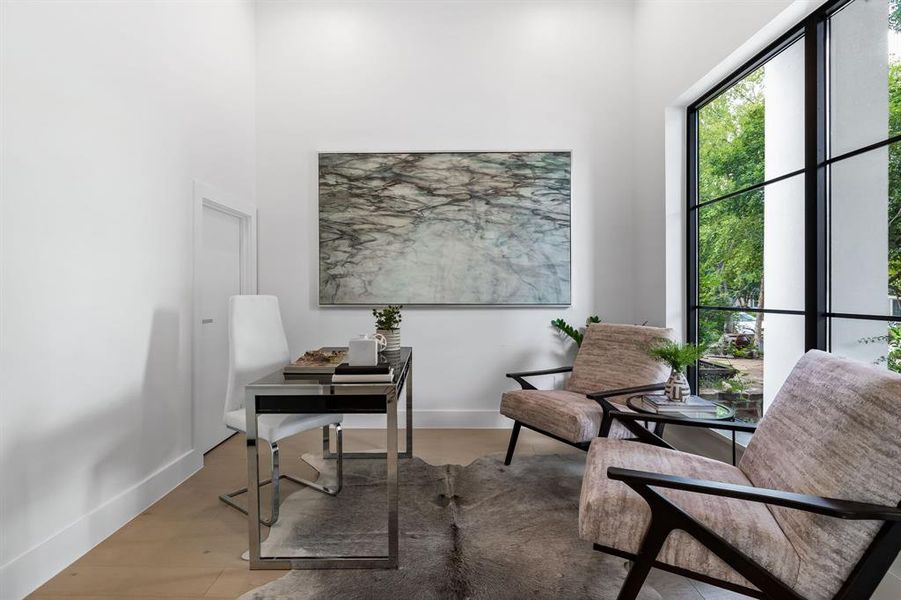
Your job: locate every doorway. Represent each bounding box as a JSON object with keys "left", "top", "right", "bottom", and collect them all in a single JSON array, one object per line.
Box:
[{"left": 193, "top": 181, "right": 257, "bottom": 455}]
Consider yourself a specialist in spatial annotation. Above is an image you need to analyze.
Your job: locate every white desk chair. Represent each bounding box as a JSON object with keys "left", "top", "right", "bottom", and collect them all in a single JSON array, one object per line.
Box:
[{"left": 218, "top": 295, "right": 343, "bottom": 526}]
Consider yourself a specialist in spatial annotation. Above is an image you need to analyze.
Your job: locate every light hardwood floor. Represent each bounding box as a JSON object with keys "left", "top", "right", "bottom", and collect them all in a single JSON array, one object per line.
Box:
[
  {"left": 27, "top": 427, "right": 901, "bottom": 600},
  {"left": 27, "top": 428, "right": 587, "bottom": 599},
  {"left": 29, "top": 429, "right": 745, "bottom": 600}
]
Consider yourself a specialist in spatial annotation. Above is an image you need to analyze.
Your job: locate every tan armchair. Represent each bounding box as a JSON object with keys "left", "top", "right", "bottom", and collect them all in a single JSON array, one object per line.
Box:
[
  {"left": 499, "top": 322, "right": 675, "bottom": 464},
  {"left": 579, "top": 350, "right": 901, "bottom": 600}
]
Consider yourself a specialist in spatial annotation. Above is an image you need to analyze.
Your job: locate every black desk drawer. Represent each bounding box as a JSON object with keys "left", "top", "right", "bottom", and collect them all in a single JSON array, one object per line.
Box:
[{"left": 255, "top": 394, "right": 388, "bottom": 414}]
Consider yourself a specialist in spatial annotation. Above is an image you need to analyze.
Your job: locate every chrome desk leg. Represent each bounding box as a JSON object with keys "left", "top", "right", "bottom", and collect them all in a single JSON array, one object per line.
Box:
[
  {"left": 247, "top": 394, "right": 397, "bottom": 569},
  {"left": 405, "top": 355, "right": 413, "bottom": 458},
  {"left": 387, "top": 385, "right": 399, "bottom": 568},
  {"left": 247, "top": 394, "right": 261, "bottom": 565},
  {"left": 324, "top": 358, "right": 413, "bottom": 460}
]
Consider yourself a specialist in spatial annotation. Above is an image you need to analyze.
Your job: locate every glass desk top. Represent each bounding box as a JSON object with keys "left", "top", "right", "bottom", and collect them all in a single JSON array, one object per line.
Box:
[{"left": 249, "top": 346, "right": 411, "bottom": 388}]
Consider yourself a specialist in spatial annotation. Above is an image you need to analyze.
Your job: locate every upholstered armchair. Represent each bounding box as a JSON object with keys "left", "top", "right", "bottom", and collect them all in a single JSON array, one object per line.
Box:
[
  {"left": 579, "top": 350, "right": 901, "bottom": 600},
  {"left": 500, "top": 322, "right": 675, "bottom": 465}
]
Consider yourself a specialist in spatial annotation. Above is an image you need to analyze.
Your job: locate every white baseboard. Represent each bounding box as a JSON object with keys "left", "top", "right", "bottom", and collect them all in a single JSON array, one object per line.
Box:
[
  {"left": 342, "top": 410, "right": 511, "bottom": 429},
  {"left": 0, "top": 449, "right": 202, "bottom": 600}
]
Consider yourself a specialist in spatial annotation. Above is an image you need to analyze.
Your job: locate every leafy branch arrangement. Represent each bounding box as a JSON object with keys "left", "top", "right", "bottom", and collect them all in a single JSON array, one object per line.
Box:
[
  {"left": 551, "top": 315, "right": 601, "bottom": 347},
  {"left": 647, "top": 340, "right": 707, "bottom": 374},
  {"left": 859, "top": 323, "right": 901, "bottom": 372},
  {"left": 372, "top": 305, "right": 403, "bottom": 330}
]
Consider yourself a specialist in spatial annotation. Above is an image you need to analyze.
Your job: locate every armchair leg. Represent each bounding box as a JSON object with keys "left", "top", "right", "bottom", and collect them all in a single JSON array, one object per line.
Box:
[
  {"left": 616, "top": 517, "right": 672, "bottom": 600},
  {"left": 504, "top": 421, "right": 522, "bottom": 466}
]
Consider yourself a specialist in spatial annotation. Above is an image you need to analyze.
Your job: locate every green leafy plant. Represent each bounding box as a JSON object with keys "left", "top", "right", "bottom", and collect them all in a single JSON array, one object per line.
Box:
[
  {"left": 697, "top": 17, "right": 901, "bottom": 349},
  {"left": 551, "top": 315, "right": 600, "bottom": 347},
  {"left": 721, "top": 374, "right": 749, "bottom": 395},
  {"left": 647, "top": 340, "right": 707, "bottom": 374},
  {"left": 859, "top": 323, "right": 901, "bottom": 373},
  {"left": 725, "top": 341, "right": 755, "bottom": 359},
  {"left": 697, "top": 69, "right": 765, "bottom": 349},
  {"left": 372, "top": 305, "right": 403, "bottom": 330}
]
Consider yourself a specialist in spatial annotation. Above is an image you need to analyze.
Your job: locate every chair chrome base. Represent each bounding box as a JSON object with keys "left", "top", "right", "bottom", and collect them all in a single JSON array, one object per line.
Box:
[{"left": 219, "top": 423, "right": 343, "bottom": 527}]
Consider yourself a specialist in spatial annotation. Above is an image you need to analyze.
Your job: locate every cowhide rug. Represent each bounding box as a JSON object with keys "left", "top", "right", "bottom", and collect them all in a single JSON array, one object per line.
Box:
[{"left": 239, "top": 453, "right": 670, "bottom": 600}]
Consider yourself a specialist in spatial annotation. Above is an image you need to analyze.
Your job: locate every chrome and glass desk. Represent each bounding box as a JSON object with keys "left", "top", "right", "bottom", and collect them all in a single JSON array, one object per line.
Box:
[{"left": 244, "top": 347, "right": 412, "bottom": 570}]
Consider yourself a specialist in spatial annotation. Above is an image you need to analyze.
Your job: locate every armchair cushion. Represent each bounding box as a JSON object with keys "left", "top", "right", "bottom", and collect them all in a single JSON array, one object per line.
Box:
[
  {"left": 500, "top": 390, "right": 635, "bottom": 443},
  {"left": 566, "top": 323, "right": 673, "bottom": 396},
  {"left": 579, "top": 438, "right": 800, "bottom": 591},
  {"left": 738, "top": 350, "right": 901, "bottom": 600}
]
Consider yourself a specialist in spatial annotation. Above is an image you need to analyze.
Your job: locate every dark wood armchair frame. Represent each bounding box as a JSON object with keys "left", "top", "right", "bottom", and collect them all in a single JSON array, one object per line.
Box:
[
  {"left": 502, "top": 365, "right": 665, "bottom": 465},
  {"left": 592, "top": 407, "right": 901, "bottom": 600}
]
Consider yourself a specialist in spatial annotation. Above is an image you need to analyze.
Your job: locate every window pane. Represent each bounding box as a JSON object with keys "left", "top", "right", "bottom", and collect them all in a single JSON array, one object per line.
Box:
[
  {"left": 697, "top": 310, "right": 805, "bottom": 423},
  {"left": 829, "top": 0, "right": 899, "bottom": 157},
  {"left": 698, "top": 174, "right": 804, "bottom": 311},
  {"left": 698, "top": 38, "right": 804, "bottom": 202},
  {"left": 829, "top": 142, "right": 900, "bottom": 315},
  {"left": 830, "top": 318, "right": 901, "bottom": 374}
]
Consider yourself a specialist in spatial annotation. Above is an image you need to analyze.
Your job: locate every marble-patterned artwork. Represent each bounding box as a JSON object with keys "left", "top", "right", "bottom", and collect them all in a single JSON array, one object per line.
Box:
[{"left": 319, "top": 151, "right": 571, "bottom": 305}]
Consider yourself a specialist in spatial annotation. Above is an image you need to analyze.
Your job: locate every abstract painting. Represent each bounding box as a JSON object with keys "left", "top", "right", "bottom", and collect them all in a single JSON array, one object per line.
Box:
[{"left": 318, "top": 151, "right": 571, "bottom": 305}]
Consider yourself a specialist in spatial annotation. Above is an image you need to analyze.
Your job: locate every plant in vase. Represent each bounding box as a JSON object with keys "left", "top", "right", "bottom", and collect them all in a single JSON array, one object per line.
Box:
[
  {"left": 647, "top": 339, "right": 707, "bottom": 401},
  {"left": 372, "top": 305, "right": 403, "bottom": 351},
  {"left": 551, "top": 315, "right": 601, "bottom": 347}
]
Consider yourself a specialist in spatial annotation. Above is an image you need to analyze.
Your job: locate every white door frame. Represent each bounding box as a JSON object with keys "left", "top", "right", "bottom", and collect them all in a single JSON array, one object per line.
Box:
[{"left": 192, "top": 180, "right": 257, "bottom": 454}]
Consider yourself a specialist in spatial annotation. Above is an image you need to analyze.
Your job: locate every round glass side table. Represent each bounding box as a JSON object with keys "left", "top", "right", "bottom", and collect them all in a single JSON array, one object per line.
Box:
[
  {"left": 625, "top": 395, "right": 735, "bottom": 422},
  {"left": 624, "top": 394, "right": 743, "bottom": 464}
]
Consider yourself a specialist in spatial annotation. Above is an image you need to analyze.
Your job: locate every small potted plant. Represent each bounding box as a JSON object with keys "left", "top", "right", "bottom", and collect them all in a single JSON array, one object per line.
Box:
[
  {"left": 647, "top": 339, "right": 707, "bottom": 401},
  {"left": 372, "top": 305, "right": 403, "bottom": 351}
]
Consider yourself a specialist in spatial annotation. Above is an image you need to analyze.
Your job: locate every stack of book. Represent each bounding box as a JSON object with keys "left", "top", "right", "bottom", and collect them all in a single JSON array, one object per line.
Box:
[
  {"left": 331, "top": 363, "right": 394, "bottom": 383},
  {"left": 639, "top": 394, "right": 717, "bottom": 414}
]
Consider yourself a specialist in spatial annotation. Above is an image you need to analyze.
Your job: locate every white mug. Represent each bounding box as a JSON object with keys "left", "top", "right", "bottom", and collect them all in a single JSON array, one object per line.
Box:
[{"left": 348, "top": 333, "right": 386, "bottom": 366}]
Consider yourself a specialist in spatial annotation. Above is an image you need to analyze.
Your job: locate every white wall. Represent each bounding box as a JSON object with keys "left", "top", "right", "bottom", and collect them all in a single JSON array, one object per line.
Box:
[
  {"left": 254, "top": 0, "right": 636, "bottom": 427},
  {"left": 0, "top": 2, "right": 255, "bottom": 598},
  {"left": 252, "top": 0, "right": 829, "bottom": 417},
  {"left": 763, "top": 38, "right": 807, "bottom": 411},
  {"left": 5, "top": 0, "right": 899, "bottom": 597},
  {"left": 632, "top": 0, "right": 809, "bottom": 329},
  {"left": 829, "top": 0, "right": 891, "bottom": 364}
]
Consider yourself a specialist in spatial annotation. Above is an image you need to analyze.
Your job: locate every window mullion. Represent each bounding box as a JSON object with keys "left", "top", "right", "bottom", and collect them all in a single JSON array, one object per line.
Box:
[
  {"left": 686, "top": 108, "right": 699, "bottom": 393},
  {"left": 694, "top": 168, "right": 805, "bottom": 210},
  {"left": 804, "top": 15, "right": 828, "bottom": 352}
]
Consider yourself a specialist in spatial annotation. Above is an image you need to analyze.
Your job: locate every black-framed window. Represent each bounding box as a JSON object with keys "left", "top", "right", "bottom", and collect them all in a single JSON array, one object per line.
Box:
[{"left": 688, "top": 0, "right": 901, "bottom": 422}]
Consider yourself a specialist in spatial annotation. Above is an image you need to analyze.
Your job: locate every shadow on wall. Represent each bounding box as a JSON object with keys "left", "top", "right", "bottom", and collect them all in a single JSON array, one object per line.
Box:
[
  {"left": 3, "top": 308, "right": 184, "bottom": 579},
  {"left": 136, "top": 308, "right": 185, "bottom": 476},
  {"left": 504, "top": 331, "right": 579, "bottom": 393}
]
